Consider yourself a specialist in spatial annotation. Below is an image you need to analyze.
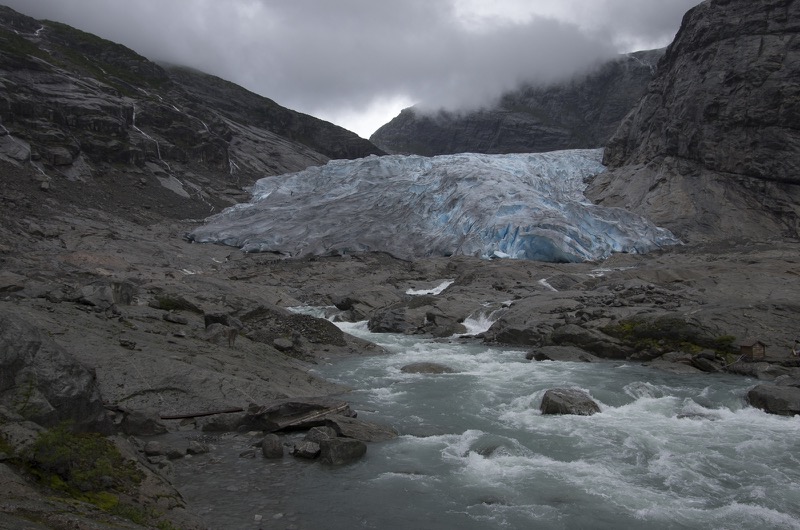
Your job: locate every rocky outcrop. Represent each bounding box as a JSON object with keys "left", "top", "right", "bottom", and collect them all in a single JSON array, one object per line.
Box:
[
  {"left": 370, "top": 49, "right": 663, "bottom": 156},
  {"left": 0, "top": 309, "right": 110, "bottom": 432},
  {"left": 587, "top": 0, "right": 800, "bottom": 241},
  {"left": 539, "top": 388, "right": 601, "bottom": 416}
]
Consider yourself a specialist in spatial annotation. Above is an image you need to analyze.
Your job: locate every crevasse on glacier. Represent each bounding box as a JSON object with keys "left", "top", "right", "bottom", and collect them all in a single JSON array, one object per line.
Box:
[{"left": 188, "top": 149, "right": 680, "bottom": 262}]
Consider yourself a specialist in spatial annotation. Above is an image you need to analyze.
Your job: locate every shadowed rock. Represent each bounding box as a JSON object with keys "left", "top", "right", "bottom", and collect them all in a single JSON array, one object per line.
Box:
[
  {"left": 747, "top": 383, "right": 800, "bottom": 416},
  {"left": 400, "top": 362, "right": 456, "bottom": 374},
  {"left": 540, "top": 388, "right": 601, "bottom": 416},
  {"left": 0, "top": 310, "right": 111, "bottom": 433},
  {"left": 319, "top": 438, "right": 367, "bottom": 465}
]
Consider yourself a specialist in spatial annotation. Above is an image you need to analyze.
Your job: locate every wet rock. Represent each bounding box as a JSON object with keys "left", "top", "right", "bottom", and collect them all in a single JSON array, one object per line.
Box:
[
  {"left": 261, "top": 434, "right": 284, "bottom": 459},
  {"left": 319, "top": 438, "right": 367, "bottom": 465},
  {"left": 187, "top": 440, "right": 209, "bottom": 455},
  {"left": 540, "top": 388, "right": 601, "bottom": 416},
  {"left": 304, "top": 426, "right": 338, "bottom": 444},
  {"left": 292, "top": 440, "right": 321, "bottom": 459},
  {"left": 400, "top": 362, "right": 456, "bottom": 374},
  {"left": 324, "top": 414, "right": 398, "bottom": 442},
  {"left": 747, "top": 383, "right": 800, "bottom": 416}
]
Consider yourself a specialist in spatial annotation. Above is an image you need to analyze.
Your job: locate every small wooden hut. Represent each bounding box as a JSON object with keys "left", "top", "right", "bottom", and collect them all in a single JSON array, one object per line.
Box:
[{"left": 740, "top": 339, "right": 767, "bottom": 361}]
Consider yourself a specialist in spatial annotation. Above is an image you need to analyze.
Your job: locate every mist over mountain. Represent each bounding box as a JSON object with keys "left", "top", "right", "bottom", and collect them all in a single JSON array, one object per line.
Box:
[
  {"left": 586, "top": 0, "right": 800, "bottom": 242},
  {"left": 370, "top": 49, "right": 664, "bottom": 156},
  {"left": 0, "top": 5, "right": 383, "bottom": 219}
]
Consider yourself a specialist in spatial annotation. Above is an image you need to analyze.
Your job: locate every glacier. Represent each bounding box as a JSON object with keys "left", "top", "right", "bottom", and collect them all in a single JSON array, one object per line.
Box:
[{"left": 188, "top": 149, "right": 680, "bottom": 262}]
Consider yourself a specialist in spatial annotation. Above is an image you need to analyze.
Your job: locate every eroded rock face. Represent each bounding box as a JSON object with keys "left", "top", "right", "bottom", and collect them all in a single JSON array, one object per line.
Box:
[
  {"left": 587, "top": 0, "right": 800, "bottom": 241},
  {"left": 0, "top": 310, "right": 110, "bottom": 432}
]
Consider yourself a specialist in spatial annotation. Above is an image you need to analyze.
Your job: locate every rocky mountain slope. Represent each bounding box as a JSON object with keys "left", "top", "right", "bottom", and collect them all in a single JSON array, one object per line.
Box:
[
  {"left": 0, "top": 6, "right": 383, "bottom": 220},
  {"left": 369, "top": 49, "right": 664, "bottom": 156},
  {"left": 586, "top": 0, "right": 800, "bottom": 241}
]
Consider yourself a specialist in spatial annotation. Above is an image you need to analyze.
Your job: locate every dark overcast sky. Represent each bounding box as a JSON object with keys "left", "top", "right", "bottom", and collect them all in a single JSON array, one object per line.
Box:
[{"left": 4, "top": 0, "right": 702, "bottom": 137}]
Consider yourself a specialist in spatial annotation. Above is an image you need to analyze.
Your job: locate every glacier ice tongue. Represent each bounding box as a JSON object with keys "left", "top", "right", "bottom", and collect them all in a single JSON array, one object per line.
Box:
[{"left": 188, "top": 149, "right": 680, "bottom": 262}]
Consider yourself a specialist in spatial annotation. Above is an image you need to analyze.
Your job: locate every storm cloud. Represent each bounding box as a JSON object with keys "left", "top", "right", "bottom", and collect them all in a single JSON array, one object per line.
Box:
[{"left": 4, "top": 0, "right": 701, "bottom": 136}]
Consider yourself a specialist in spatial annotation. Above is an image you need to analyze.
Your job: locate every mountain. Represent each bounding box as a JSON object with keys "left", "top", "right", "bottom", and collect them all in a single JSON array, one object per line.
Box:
[
  {"left": 369, "top": 49, "right": 664, "bottom": 156},
  {"left": 586, "top": 0, "right": 800, "bottom": 241},
  {"left": 0, "top": 5, "right": 383, "bottom": 220},
  {"left": 188, "top": 149, "right": 680, "bottom": 262}
]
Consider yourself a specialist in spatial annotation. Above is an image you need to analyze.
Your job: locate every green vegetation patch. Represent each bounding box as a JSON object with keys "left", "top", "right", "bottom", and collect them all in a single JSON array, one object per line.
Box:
[
  {"left": 25, "top": 423, "right": 143, "bottom": 497},
  {"left": 602, "top": 317, "right": 738, "bottom": 356}
]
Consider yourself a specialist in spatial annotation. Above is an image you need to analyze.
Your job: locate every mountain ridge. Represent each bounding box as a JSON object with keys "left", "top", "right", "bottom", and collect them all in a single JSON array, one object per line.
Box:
[
  {"left": 369, "top": 49, "right": 664, "bottom": 156},
  {"left": 0, "top": 5, "right": 383, "bottom": 220}
]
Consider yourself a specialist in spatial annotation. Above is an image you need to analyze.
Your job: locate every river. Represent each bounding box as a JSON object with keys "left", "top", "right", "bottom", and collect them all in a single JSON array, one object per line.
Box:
[{"left": 172, "top": 312, "right": 800, "bottom": 530}]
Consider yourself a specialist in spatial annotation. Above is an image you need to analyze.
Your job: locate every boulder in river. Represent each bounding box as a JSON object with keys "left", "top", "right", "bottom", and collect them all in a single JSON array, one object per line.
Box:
[
  {"left": 540, "top": 388, "right": 601, "bottom": 416},
  {"left": 319, "top": 437, "right": 367, "bottom": 465},
  {"left": 400, "top": 362, "right": 456, "bottom": 374},
  {"left": 0, "top": 310, "right": 111, "bottom": 432},
  {"left": 261, "top": 434, "right": 284, "bottom": 459},
  {"left": 324, "top": 414, "right": 399, "bottom": 442},
  {"left": 747, "top": 383, "right": 800, "bottom": 416}
]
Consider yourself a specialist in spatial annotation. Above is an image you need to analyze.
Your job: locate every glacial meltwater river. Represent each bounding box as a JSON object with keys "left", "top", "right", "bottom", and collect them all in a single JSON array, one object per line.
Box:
[{"left": 173, "top": 311, "right": 800, "bottom": 530}]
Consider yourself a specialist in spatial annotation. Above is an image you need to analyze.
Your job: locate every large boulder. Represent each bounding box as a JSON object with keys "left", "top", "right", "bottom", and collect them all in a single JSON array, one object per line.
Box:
[
  {"left": 539, "top": 388, "right": 601, "bottom": 416},
  {"left": 0, "top": 310, "right": 111, "bottom": 433},
  {"left": 319, "top": 438, "right": 367, "bottom": 465},
  {"left": 400, "top": 362, "right": 456, "bottom": 374},
  {"left": 323, "top": 415, "right": 399, "bottom": 442},
  {"left": 747, "top": 383, "right": 800, "bottom": 416}
]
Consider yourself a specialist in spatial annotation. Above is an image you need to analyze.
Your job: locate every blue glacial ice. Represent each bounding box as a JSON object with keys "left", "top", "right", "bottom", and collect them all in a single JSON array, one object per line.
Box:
[{"left": 188, "top": 149, "right": 680, "bottom": 262}]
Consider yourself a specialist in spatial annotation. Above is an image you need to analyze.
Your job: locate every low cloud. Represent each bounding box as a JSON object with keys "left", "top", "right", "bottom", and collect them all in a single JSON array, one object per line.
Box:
[{"left": 6, "top": 0, "right": 701, "bottom": 136}]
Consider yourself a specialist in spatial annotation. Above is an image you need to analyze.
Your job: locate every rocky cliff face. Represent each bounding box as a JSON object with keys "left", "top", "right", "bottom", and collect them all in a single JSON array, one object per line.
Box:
[
  {"left": 586, "top": 0, "right": 800, "bottom": 241},
  {"left": 369, "top": 49, "right": 663, "bottom": 156},
  {"left": 0, "top": 6, "right": 383, "bottom": 219}
]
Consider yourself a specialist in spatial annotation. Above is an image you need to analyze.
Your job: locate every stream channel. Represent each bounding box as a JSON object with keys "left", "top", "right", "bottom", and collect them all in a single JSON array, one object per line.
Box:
[{"left": 171, "top": 309, "right": 800, "bottom": 530}]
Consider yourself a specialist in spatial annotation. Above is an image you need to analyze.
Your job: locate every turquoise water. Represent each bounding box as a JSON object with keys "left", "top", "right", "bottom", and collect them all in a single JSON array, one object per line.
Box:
[{"left": 173, "top": 317, "right": 800, "bottom": 530}]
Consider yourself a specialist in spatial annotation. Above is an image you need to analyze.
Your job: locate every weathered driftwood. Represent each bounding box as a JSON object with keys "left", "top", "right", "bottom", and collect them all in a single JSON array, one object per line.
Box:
[
  {"left": 159, "top": 407, "right": 244, "bottom": 420},
  {"left": 241, "top": 400, "right": 355, "bottom": 432},
  {"left": 272, "top": 403, "right": 351, "bottom": 430}
]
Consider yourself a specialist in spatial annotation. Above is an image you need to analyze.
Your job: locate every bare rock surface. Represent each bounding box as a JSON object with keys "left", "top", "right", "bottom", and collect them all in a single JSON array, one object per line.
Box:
[{"left": 587, "top": 0, "right": 800, "bottom": 241}]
